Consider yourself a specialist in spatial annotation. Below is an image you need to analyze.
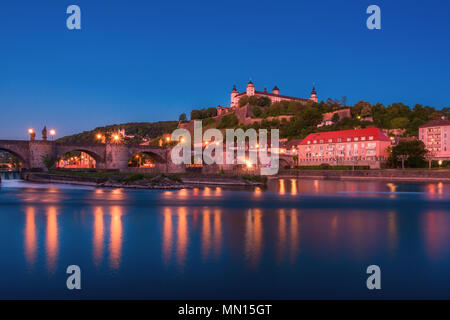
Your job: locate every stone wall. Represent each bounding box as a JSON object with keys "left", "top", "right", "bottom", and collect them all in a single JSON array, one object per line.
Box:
[{"left": 278, "top": 169, "right": 450, "bottom": 181}]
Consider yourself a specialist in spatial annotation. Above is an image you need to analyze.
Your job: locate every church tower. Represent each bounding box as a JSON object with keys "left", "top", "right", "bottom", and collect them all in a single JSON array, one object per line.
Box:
[
  {"left": 230, "top": 84, "right": 239, "bottom": 108},
  {"left": 309, "top": 85, "right": 318, "bottom": 103}
]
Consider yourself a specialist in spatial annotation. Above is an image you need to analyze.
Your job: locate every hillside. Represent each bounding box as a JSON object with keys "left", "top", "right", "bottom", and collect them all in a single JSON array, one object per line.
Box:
[{"left": 57, "top": 121, "right": 178, "bottom": 145}]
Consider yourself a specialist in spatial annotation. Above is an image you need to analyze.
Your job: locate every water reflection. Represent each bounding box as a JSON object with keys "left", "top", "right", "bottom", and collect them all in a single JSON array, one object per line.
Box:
[
  {"left": 162, "top": 208, "right": 173, "bottom": 265},
  {"left": 45, "top": 206, "right": 59, "bottom": 273},
  {"left": 176, "top": 207, "right": 188, "bottom": 268},
  {"left": 24, "top": 207, "right": 37, "bottom": 268},
  {"left": 271, "top": 178, "right": 450, "bottom": 198},
  {"left": 423, "top": 211, "right": 450, "bottom": 261},
  {"left": 93, "top": 207, "right": 105, "bottom": 266},
  {"left": 245, "top": 209, "right": 263, "bottom": 268},
  {"left": 109, "top": 206, "right": 123, "bottom": 270}
]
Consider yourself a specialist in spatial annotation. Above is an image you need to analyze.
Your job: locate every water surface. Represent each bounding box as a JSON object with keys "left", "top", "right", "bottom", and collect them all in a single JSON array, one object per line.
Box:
[{"left": 0, "top": 178, "right": 449, "bottom": 299}]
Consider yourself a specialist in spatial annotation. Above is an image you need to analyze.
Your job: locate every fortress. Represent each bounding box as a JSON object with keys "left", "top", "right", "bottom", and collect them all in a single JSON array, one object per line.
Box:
[{"left": 218, "top": 81, "right": 318, "bottom": 116}]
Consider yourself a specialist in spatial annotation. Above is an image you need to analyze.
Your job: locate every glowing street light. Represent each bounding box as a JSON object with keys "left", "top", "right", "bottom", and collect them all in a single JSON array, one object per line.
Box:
[
  {"left": 49, "top": 129, "right": 56, "bottom": 140},
  {"left": 166, "top": 137, "right": 171, "bottom": 142},
  {"left": 28, "top": 128, "right": 36, "bottom": 141},
  {"left": 113, "top": 135, "right": 120, "bottom": 142},
  {"left": 96, "top": 134, "right": 102, "bottom": 140}
]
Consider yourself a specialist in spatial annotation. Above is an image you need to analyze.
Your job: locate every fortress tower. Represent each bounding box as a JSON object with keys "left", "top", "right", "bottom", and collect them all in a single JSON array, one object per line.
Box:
[
  {"left": 309, "top": 85, "right": 318, "bottom": 103},
  {"left": 230, "top": 84, "right": 239, "bottom": 108},
  {"left": 246, "top": 80, "right": 255, "bottom": 96}
]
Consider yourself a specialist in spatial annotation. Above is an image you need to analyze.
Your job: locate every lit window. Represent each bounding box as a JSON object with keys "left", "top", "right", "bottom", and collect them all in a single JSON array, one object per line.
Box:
[
  {"left": 319, "top": 140, "right": 324, "bottom": 144},
  {"left": 361, "top": 136, "right": 366, "bottom": 141},
  {"left": 354, "top": 137, "right": 359, "bottom": 141},
  {"left": 313, "top": 140, "right": 317, "bottom": 144},
  {"left": 307, "top": 141, "right": 311, "bottom": 144},
  {"left": 347, "top": 138, "right": 351, "bottom": 142},
  {"left": 337, "top": 138, "right": 342, "bottom": 142},
  {"left": 328, "top": 139, "right": 332, "bottom": 143},
  {"left": 369, "top": 136, "right": 374, "bottom": 140}
]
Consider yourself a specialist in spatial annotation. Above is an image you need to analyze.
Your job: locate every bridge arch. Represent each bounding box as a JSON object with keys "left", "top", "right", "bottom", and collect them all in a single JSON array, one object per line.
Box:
[
  {"left": 127, "top": 147, "right": 167, "bottom": 164},
  {"left": 0, "top": 141, "right": 30, "bottom": 168},
  {"left": 279, "top": 157, "right": 293, "bottom": 169},
  {"left": 55, "top": 145, "right": 106, "bottom": 169}
]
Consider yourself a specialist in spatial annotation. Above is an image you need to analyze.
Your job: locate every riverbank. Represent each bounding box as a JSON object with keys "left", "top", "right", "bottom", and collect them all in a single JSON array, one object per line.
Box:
[
  {"left": 277, "top": 169, "right": 450, "bottom": 182},
  {"left": 20, "top": 171, "right": 265, "bottom": 189}
]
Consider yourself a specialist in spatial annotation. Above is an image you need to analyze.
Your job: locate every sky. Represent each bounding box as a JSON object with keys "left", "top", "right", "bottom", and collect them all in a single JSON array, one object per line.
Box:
[{"left": 0, "top": 0, "right": 449, "bottom": 139}]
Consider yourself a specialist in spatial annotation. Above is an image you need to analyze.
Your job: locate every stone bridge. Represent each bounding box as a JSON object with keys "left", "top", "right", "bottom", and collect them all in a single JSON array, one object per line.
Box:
[
  {"left": 0, "top": 140, "right": 173, "bottom": 171},
  {"left": 0, "top": 139, "right": 296, "bottom": 173}
]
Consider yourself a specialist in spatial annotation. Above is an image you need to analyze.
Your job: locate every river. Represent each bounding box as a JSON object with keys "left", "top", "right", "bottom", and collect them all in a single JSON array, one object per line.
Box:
[{"left": 0, "top": 178, "right": 449, "bottom": 299}]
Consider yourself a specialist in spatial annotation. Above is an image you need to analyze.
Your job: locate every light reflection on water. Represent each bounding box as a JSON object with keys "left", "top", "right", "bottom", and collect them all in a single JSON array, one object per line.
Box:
[{"left": 1, "top": 178, "right": 450, "bottom": 299}]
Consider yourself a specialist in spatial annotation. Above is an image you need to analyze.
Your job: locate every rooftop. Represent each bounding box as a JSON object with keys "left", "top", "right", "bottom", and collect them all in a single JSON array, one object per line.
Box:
[
  {"left": 300, "top": 128, "right": 390, "bottom": 145},
  {"left": 419, "top": 118, "right": 450, "bottom": 128}
]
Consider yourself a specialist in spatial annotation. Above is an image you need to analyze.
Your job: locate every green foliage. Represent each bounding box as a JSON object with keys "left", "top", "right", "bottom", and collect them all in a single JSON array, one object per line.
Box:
[
  {"left": 248, "top": 95, "right": 271, "bottom": 107},
  {"left": 41, "top": 154, "right": 56, "bottom": 170},
  {"left": 57, "top": 121, "right": 178, "bottom": 145},
  {"left": 178, "top": 113, "right": 187, "bottom": 122},
  {"left": 252, "top": 105, "right": 263, "bottom": 117},
  {"left": 217, "top": 114, "right": 238, "bottom": 129},
  {"left": 389, "top": 140, "right": 427, "bottom": 168},
  {"left": 190, "top": 107, "right": 217, "bottom": 120},
  {"left": 390, "top": 117, "right": 409, "bottom": 129}
]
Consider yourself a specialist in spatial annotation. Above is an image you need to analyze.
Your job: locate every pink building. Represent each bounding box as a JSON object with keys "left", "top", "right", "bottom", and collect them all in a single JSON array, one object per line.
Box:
[
  {"left": 298, "top": 128, "right": 391, "bottom": 168},
  {"left": 419, "top": 118, "right": 450, "bottom": 158}
]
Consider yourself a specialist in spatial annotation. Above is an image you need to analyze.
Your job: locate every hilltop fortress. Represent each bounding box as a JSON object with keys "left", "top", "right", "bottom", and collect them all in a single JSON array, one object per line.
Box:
[{"left": 217, "top": 80, "right": 318, "bottom": 116}]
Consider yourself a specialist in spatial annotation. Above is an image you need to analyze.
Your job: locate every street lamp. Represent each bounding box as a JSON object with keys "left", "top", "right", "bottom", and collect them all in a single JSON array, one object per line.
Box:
[
  {"left": 49, "top": 129, "right": 56, "bottom": 140},
  {"left": 28, "top": 128, "right": 36, "bottom": 141}
]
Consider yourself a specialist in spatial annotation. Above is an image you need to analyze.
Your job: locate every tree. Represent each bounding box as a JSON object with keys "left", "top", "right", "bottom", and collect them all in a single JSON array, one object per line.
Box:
[
  {"left": 205, "top": 107, "right": 218, "bottom": 118},
  {"left": 178, "top": 113, "right": 187, "bottom": 122},
  {"left": 389, "top": 140, "right": 426, "bottom": 168},
  {"left": 190, "top": 109, "right": 202, "bottom": 120},
  {"left": 252, "top": 105, "right": 262, "bottom": 118},
  {"left": 390, "top": 117, "right": 409, "bottom": 129},
  {"left": 41, "top": 154, "right": 56, "bottom": 171}
]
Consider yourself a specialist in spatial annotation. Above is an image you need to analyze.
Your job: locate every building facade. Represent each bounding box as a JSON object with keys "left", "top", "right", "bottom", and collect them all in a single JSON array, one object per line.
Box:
[
  {"left": 217, "top": 81, "right": 317, "bottom": 115},
  {"left": 297, "top": 128, "right": 391, "bottom": 168},
  {"left": 419, "top": 118, "right": 450, "bottom": 158}
]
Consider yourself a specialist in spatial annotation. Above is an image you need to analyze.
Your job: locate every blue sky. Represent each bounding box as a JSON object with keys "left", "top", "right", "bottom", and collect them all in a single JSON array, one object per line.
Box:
[{"left": 0, "top": 0, "right": 449, "bottom": 139}]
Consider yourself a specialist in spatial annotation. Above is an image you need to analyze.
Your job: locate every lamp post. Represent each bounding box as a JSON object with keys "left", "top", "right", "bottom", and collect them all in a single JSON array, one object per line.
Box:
[
  {"left": 49, "top": 129, "right": 56, "bottom": 140},
  {"left": 28, "top": 129, "right": 35, "bottom": 141}
]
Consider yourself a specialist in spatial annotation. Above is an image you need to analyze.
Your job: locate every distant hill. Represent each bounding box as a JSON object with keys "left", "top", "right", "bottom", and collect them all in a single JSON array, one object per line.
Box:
[{"left": 57, "top": 121, "right": 178, "bottom": 145}]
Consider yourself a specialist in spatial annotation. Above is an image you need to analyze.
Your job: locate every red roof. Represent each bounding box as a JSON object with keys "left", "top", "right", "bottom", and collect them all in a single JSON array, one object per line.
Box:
[
  {"left": 419, "top": 119, "right": 450, "bottom": 128},
  {"left": 300, "top": 128, "right": 390, "bottom": 145}
]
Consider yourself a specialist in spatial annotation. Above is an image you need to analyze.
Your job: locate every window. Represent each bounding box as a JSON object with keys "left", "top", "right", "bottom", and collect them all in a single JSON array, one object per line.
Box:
[
  {"left": 354, "top": 137, "right": 359, "bottom": 141},
  {"left": 347, "top": 138, "right": 351, "bottom": 142},
  {"left": 361, "top": 137, "right": 366, "bottom": 141},
  {"left": 369, "top": 136, "right": 374, "bottom": 140},
  {"left": 319, "top": 140, "right": 324, "bottom": 144},
  {"left": 328, "top": 139, "right": 332, "bottom": 143},
  {"left": 337, "top": 138, "right": 342, "bottom": 142},
  {"left": 313, "top": 140, "right": 317, "bottom": 144},
  {"left": 307, "top": 141, "right": 311, "bottom": 144}
]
